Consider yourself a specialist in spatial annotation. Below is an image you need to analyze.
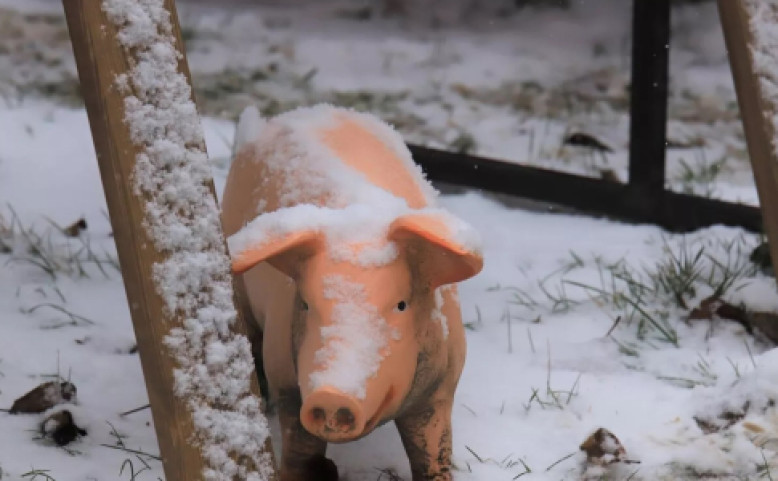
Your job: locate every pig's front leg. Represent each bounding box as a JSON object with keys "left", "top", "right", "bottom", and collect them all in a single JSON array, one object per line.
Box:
[
  {"left": 277, "top": 388, "right": 338, "bottom": 481},
  {"left": 395, "top": 398, "right": 454, "bottom": 481}
]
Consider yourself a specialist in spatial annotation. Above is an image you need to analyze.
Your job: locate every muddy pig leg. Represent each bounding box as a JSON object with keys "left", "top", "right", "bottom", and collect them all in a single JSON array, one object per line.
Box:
[
  {"left": 395, "top": 396, "right": 454, "bottom": 481},
  {"left": 276, "top": 388, "right": 338, "bottom": 481}
]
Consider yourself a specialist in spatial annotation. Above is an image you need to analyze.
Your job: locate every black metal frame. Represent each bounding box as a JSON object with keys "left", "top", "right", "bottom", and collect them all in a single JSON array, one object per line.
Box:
[{"left": 411, "top": 0, "right": 763, "bottom": 233}]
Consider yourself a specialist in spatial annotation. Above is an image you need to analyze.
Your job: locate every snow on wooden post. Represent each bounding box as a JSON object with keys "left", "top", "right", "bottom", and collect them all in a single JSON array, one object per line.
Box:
[
  {"left": 719, "top": 0, "right": 778, "bottom": 278},
  {"left": 62, "top": 1, "right": 277, "bottom": 480}
]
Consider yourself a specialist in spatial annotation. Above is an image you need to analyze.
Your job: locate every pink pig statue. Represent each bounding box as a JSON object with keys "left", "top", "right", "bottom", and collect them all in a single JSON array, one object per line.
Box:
[{"left": 221, "top": 105, "right": 483, "bottom": 481}]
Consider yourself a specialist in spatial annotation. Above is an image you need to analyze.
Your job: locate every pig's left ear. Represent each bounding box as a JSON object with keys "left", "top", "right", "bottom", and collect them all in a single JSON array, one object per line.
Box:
[
  {"left": 389, "top": 211, "right": 483, "bottom": 289},
  {"left": 230, "top": 230, "right": 323, "bottom": 277}
]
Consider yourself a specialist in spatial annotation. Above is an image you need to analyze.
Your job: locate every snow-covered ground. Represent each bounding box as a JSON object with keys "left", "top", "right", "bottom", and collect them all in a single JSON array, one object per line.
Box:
[{"left": 1, "top": 1, "right": 777, "bottom": 480}]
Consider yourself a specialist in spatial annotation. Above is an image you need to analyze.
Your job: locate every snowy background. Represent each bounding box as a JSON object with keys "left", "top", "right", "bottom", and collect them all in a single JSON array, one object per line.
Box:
[{"left": 1, "top": 0, "right": 777, "bottom": 479}]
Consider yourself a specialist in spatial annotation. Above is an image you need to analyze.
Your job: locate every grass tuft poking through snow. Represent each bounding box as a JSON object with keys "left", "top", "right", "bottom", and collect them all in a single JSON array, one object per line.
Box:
[{"left": 100, "top": 1, "right": 273, "bottom": 479}]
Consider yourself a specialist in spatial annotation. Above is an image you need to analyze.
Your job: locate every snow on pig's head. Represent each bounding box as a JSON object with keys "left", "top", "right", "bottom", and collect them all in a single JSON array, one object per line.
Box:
[{"left": 231, "top": 210, "right": 482, "bottom": 442}]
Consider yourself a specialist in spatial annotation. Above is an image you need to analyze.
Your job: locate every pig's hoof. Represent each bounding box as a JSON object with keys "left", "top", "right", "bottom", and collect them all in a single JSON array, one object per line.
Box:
[{"left": 305, "top": 455, "right": 338, "bottom": 481}]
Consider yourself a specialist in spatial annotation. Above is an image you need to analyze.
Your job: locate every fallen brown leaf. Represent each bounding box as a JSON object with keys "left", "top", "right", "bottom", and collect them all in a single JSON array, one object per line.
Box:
[
  {"left": 688, "top": 296, "right": 752, "bottom": 334},
  {"left": 40, "top": 409, "right": 87, "bottom": 446},
  {"left": 580, "top": 427, "right": 627, "bottom": 466},
  {"left": 563, "top": 132, "right": 613, "bottom": 153},
  {"left": 62, "top": 218, "right": 87, "bottom": 237},
  {"left": 9, "top": 381, "right": 77, "bottom": 414}
]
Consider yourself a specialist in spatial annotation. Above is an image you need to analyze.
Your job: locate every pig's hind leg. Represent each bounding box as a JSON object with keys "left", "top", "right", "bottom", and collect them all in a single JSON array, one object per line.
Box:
[
  {"left": 277, "top": 388, "right": 338, "bottom": 481},
  {"left": 395, "top": 398, "right": 454, "bottom": 481}
]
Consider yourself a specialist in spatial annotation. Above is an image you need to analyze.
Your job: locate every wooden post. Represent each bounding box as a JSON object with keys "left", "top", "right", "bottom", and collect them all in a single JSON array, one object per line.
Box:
[
  {"left": 719, "top": 0, "right": 778, "bottom": 276},
  {"left": 62, "top": 1, "right": 276, "bottom": 479}
]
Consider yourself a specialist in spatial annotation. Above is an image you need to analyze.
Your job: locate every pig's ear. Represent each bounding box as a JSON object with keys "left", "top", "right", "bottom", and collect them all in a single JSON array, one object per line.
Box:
[
  {"left": 389, "top": 212, "right": 483, "bottom": 289},
  {"left": 231, "top": 230, "right": 323, "bottom": 277}
]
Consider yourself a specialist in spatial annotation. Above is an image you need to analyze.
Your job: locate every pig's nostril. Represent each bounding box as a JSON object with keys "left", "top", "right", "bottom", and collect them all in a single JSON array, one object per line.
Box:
[
  {"left": 311, "top": 407, "right": 326, "bottom": 424},
  {"left": 335, "top": 408, "right": 355, "bottom": 430}
]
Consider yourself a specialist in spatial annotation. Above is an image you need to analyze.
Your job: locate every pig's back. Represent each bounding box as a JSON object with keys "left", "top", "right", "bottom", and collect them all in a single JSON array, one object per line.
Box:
[
  {"left": 314, "top": 110, "right": 434, "bottom": 209},
  {"left": 222, "top": 105, "right": 438, "bottom": 238}
]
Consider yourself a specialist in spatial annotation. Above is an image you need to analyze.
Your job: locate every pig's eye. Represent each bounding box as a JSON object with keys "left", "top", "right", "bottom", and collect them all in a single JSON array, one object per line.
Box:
[
  {"left": 395, "top": 301, "right": 407, "bottom": 312},
  {"left": 301, "top": 300, "right": 309, "bottom": 311}
]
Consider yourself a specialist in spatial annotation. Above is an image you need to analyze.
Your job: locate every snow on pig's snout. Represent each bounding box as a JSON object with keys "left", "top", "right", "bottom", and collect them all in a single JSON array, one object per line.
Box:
[{"left": 294, "top": 253, "right": 420, "bottom": 442}]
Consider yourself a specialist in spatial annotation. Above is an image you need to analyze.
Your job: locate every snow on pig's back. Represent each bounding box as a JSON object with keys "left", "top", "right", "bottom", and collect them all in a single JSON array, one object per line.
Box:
[{"left": 223, "top": 105, "right": 438, "bottom": 234}]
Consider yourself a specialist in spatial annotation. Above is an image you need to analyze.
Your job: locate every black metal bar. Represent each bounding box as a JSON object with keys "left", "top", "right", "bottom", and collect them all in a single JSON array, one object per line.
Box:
[
  {"left": 406, "top": 1, "right": 762, "bottom": 236},
  {"left": 410, "top": 145, "right": 762, "bottom": 233},
  {"left": 628, "top": 0, "right": 671, "bottom": 199}
]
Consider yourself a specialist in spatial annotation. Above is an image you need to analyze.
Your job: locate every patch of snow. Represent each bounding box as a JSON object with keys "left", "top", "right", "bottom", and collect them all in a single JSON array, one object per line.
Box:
[
  {"left": 228, "top": 202, "right": 403, "bottom": 268},
  {"left": 228, "top": 202, "right": 482, "bottom": 269},
  {"left": 240, "top": 104, "right": 437, "bottom": 211},
  {"left": 310, "top": 274, "right": 400, "bottom": 399},
  {"left": 432, "top": 286, "right": 449, "bottom": 338},
  {"left": 233, "top": 105, "right": 265, "bottom": 158},
  {"left": 419, "top": 207, "right": 484, "bottom": 257}
]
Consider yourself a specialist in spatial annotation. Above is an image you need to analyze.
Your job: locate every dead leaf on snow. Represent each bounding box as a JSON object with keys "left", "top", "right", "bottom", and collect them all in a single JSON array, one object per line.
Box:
[
  {"left": 688, "top": 296, "right": 778, "bottom": 344},
  {"left": 8, "top": 381, "right": 77, "bottom": 414},
  {"left": 563, "top": 132, "right": 613, "bottom": 153},
  {"left": 62, "top": 218, "right": 87, "bottom": 237},
  {"left": 580, "top": 428, "right": 633, "bottom": 467},
  {"left": 40, "top": 409, "right": 87, "bottom": 446},
  {"left": 688, "top": 296, "right": 752, "bottom": 334}
]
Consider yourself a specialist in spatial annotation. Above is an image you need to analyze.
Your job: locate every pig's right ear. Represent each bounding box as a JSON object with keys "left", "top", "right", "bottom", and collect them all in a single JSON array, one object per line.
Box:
[
  {"left": 389, "top": 212, "right": 483, "bottom": 289},
  {"left": 230, "top": 230, "right": 323, "bottom": 277}
]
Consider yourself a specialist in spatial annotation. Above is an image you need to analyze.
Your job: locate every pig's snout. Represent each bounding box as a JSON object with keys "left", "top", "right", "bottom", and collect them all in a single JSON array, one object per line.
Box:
[{"left": 301, "top": 388, "right": 368, "bottom": 442}]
